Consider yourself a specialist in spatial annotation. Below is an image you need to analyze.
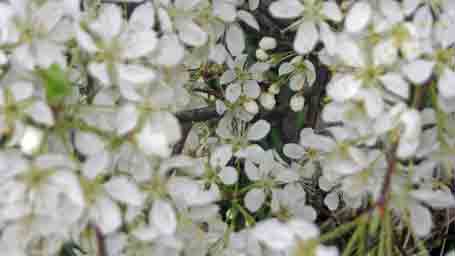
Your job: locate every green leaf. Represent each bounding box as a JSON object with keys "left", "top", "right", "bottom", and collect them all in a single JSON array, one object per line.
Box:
[{"left": 38, "top": 63, "right": 71, "bottom": 106}]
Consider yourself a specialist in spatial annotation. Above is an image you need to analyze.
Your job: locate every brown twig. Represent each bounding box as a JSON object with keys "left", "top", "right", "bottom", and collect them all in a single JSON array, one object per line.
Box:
[
  {"left": 91, "top": 223, "right": 107, "bottom": 256},
  {"left": 375, "top": 142, "right": 398, "bottom": 216}
]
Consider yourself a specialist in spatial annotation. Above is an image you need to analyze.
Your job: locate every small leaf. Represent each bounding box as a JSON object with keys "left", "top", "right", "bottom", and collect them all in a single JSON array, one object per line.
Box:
[{"left": 38, "top": 63, "right": 71, "bottom": 106}]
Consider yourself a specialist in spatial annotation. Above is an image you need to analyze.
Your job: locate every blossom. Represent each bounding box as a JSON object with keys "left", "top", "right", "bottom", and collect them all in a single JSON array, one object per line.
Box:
[
  {"left": 76, "top": 3, "right": 157, "bottom": 86},
  {"left": 269, "top": 0, "right": 342, "bottom": 54}
]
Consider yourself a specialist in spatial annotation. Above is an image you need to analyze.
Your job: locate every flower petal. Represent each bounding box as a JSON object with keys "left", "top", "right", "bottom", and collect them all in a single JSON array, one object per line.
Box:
[
  {"left": 247, "top": 120, "right": 271, "bottom": 141},
  {"left": 269, "top": 0, "right": 304, "bottom": 19},
  {"left": 294, "top": 21, "right": 318, "bottom": 55},
  {"left": 117, "top": 64, "right": 156, "bottom": 84},
  {"left": 345, "top": 1, "right": 371, "bottom": 33},
  {"left": 327, "top": 74, "right": 362, "bottom": 102}
]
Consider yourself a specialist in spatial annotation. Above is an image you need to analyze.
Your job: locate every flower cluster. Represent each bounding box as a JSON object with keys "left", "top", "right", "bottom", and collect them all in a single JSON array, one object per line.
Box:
[{"left": 0, "top": 0, "right": 455, "bottom": 255}]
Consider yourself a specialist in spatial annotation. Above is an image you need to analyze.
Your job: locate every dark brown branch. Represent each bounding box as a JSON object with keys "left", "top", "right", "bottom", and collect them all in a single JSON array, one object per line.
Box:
[{"left": 175, "top": 107, "right": 220, "bottom": 122}]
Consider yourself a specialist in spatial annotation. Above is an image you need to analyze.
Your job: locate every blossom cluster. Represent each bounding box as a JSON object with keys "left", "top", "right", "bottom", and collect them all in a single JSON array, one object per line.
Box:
[{"left": 0, "top": 0, "right": 454, "bottom": 255}]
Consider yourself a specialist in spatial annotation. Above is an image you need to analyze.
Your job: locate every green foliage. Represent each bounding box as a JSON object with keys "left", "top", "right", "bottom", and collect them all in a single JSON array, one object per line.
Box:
[{"left": 38, "top": 63, "right": 71, "bottom": 106}]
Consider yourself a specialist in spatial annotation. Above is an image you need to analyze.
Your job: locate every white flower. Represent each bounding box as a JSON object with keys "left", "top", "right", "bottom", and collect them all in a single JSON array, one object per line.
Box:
[
  {"left": 1, "top": 0, "right": 70, "bottom": 70},
  {"left": 76, "top": 3, "right": 157, "bottom": 86},
  {"left": 269, "top": 0, "right": 341, "bottom": 54}
]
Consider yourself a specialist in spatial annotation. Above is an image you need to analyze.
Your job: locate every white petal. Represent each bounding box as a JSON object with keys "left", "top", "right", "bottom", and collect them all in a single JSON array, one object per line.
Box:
[
  {"left": 410, "top": 203, "right": 432, "bottom": 237},
  {"left": 9, "top": 82, "right": 34, "bottom": 102},
  {"left": 316, "top": 246, "right": 339, "bottom": 256},
  {"left": 209, "top": 44, "right": 228, "bottom": 64},
  {"left": 322, "top": 2, "right": 342, "bottom": 22},
  {"left": 210, "top": 144, "right": 233, "bottom": 167},
  {"left": 238, "top": 10, "right": 259, "bottom": 30},
  {"left": 89, "top": 4, "right": 123, "bottom": 41},
  {"left": 300, "top": 128, "right": 336, "bottom": 152},
  {"left": 175, "top": 0, "right": 202, "bottom": 11},
  {"left": 88, "top": 62, "right": 110, "bottom": 86},
  {"left": 438, "top": 68, "right": 455, "bottom": 98},
  {"left": 132, "top": 226, "right": 159, "bottom": 242},
  {"left": 380, "top": 0, "right": 404, "bottom": 24},
  {"left": 336, "top": 36, "right": 365, "bottom": 67},
  {"left": 327, "top": 74, "right": 362, "bottom": 102},
  {"left": 20, "top": 126, "right": 44, "bottom": 155},
  {"left": 116, "top": 104, "right": 139, "bottom": 135},
  {"left": 35, "top": 40, "right": 66, "bottom": 69},
  {"left": 414, "top": 6, "right": 433, "bottom": 38},
  {"left": 226, "top": 24, "right": 245, "bottom": 56},
  {"left": 129, "top": 2, "right": 155, "bottom": 30},
  {"left": 324, "top": 192, "right": 339, "bottom": 211},
  {"left": 287, "top": 219, "right": 320, "bottom": 240},
  {"left": 244, "top": 188, "right": 265, "bottom": 212},
  {"left": 150, "top": 200, "right": 177, "bottom": 235},
  {"left": 82, "top": 152, "right": 111, "bottom": 179},
  {"left": 94, "top": 197, "right": 122, "bottom": 234},
  {"left": 226, "top": 83, "right": 242, "bottom": 103},
  {"left": 410, "top": 189, "right": 455, "bottom": 208},
  {"left": 104, "top": 176, "right": 144, "bottom": 206},
  {"left": 178, "top": 20, "right": 207, "bottom": 47},
  {"left": 345, "top": 1, "right": 371, "bottom": 33},
  {"left": 219, "top": 166, "right": 238, "bottom": 185},
  {"left": 247, "top": 119, "right": 271, "bottom": 141},
  {"left": 283, "top": 143, "right": 306, "bottom": 159},
  {"left": 122, "top": 30, "right": 158, "bottom": 59},
  {"left": 250, "top": 0, "right": 260, "bottom": 10},
  {"left": 294, "top": 21, "right": 318, "bottom": 55},
  {"left": 117, "top": 64, "right": 156, "bottom": 84},
  {"left": 402, "top": 60, "right": 434, "bottom": 84},
  {"left": 76, "top": 26, "right": 98, "bottom": 53},
  {"left": 373, "top": 39, "right": 398, "bottom": 66},
  {"left": 319, "top": 22, "right": 337, "bottom": 55},
  {"left": 155, "top": 34, "right": 184, "bottom": 66},
  {"left": 252, "top": 219, "right": 294, "bottom": 250},
  {"left": 243, "top": 80, "right": 261, "bottom": 99},
  {"left": 213, "top": 1, "right": 237, "bottom": 22},
  {"left": 75, "top": 131, "right": 105, "bottom": 156},
  {"left": 33, "top": 1, "right": 64, "bottom": 33},
  {"left": 380, "top": 73, "right": 409, "bottom": 99},
  {"left": 269, "top": 0, "right": 304, "bottom": 19},
  {"left": 220, "top": 70, "right": 236, "bottom": 84},
  {"left": 400, "top": 109, "right": 421, "bottom": 139},
  {"left": 24, "top": 101, "right": 54, "bottom": 126},
  {"left": 245, "top": 160, "right": 261, "bottom": 181}
]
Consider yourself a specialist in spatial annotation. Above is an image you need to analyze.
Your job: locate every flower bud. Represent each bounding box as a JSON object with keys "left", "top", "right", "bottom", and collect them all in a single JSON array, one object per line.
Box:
[
  {"left": 268, "top": 83, "right": 281, "bottom": 95},
  {"left": 260, "top": 92, "right": 276, "bottom": 110},
  {"left": 256, "top": 49, "right": 269, "bottom": 61},
  {"left": 290, "top": 94, "right": 305, "bottom": 112},
  {"left": 243, "top": 100, "right": 259, "bottom": 114},
  {"left": 259, "top": 37, "right": 277, "bottom": 50}
]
